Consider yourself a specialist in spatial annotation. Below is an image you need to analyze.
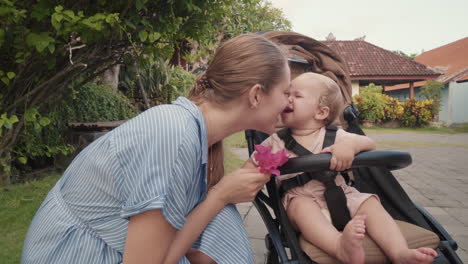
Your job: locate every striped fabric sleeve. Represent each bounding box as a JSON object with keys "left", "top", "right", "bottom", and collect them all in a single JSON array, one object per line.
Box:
[{"left": 117, "top": 108, "right": 199, "bottom": 230}]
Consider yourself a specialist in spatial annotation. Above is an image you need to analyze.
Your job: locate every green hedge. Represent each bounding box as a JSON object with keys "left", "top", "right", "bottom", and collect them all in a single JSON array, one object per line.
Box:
[{"left": 11, "top": 82, "right": 136, "bottom": 182}]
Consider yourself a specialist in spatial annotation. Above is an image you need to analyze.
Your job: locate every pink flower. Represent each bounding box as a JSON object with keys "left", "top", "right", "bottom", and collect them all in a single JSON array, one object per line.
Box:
[{"left": 253, "top": 145, "right": 289, "bottom": 176}]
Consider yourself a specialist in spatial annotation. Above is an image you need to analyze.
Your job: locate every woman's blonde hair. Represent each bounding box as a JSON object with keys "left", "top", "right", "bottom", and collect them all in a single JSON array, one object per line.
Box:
[{"left": 189, "top": 33, "right": 287, "bottom": 188}]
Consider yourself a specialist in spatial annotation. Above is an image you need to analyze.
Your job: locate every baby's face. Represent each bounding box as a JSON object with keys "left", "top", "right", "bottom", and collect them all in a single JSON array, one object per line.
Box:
[{"left": 281, "top": 75, "right": 326, "bottom": 129}]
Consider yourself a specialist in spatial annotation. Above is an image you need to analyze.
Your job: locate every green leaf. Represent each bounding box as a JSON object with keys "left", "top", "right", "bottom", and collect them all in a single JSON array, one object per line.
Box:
[
  {"left": 54, "top": 5, "right": 63, "bottom": 12},
  {"left": 55, "top": 13, "right": 63, "bottom": 22},
  {"left": 135, "top": 0, "right": 144, "bottom": 10},
  {"left": 148, "top": 32, "right": 161, "bottom": 43},
  {"left": 7, "top": 72, "right": 15, "bottom": 79},
  {"left": 39, "top": 117, "right": 51, "bottom": 127},
  {"left": 48, "top": 44, "right": 55, "bottom": 54},
  {"left": 18, "top": 157, "right": 27, "bottom": 164},
  {"left": 9, "top": 115, "right": 19, "bottom": 124},
  {"left": 125, "top": 20, "right": 136, "bottom": 29},
  {"left": 25, "top": 108, "right": 39, "bottom": 122},
  {"left": 138, "top": 30, "right": 148, "bottom": 42},
  {"left": 31, "top": 2, "right": 52, "bottom": 22},
  {"left": 0, "top": 70, "right": 3, "bottom": 76},
  {"left": 26, "top": 32, "right": 55, "bottom": 53},
  {"left": 1, "top": 77, "right": 9, "bottom": 85}
]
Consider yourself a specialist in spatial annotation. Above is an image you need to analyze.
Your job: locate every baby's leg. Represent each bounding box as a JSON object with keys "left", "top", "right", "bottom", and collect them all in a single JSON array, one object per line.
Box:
[
  {"left": 356, "top": 197, "right": 437, "bottom": 264},
  {"left": 287, "top": 196, "right": 366, "bottom": 264}
]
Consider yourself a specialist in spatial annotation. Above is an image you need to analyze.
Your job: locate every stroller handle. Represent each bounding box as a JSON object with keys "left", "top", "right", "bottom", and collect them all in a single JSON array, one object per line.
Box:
[{"left": 279, "top": 150, "right": 412, "bottom": 175}]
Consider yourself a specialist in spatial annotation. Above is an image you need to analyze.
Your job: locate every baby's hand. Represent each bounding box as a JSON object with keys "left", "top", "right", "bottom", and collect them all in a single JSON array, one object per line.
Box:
[{"left": 321, "top": 141, "right": 356, "bottom": 171}]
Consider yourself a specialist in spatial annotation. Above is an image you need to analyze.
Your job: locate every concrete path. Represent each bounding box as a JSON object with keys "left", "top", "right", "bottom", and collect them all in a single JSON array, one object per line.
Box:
[{"left": 232, "top": 132, "right": 468, "bottom": 263}]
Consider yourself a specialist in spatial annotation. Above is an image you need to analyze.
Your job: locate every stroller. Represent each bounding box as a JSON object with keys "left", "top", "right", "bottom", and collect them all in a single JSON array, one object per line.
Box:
[{"left": 245, "top": 31, "right": 463, "bottom": 264}]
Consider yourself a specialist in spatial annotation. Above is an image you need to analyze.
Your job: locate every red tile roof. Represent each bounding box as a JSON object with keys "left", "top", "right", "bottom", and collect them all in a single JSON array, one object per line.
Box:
[
  {"left": 386, "top": 37, "right": 468, "bottom": 91},
  {"left": 416, "top": 37, "right": 468, "bottom": 83},
  {"left": 321, "top": 40, "right": 439, "bottom": 80}
]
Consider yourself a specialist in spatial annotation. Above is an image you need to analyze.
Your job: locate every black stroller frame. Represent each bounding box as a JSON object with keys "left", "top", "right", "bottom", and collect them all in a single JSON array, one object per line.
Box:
[
  {"left": 245, "top": 110, "right": 463, "bottom": 264},
  {"left": 245, "top": 30, "right": 462, "bottom": 263}
]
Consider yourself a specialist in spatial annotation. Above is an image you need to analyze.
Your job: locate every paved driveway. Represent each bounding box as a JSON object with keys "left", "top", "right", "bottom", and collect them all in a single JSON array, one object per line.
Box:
[{"left": 233, "top": 132, "right": 468, "bottom": 263}]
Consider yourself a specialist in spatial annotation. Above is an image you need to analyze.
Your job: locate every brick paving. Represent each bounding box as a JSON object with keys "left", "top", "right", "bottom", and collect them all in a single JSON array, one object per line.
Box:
[{"left": 232, "top": 132, "right": 468, "bottom": 263}]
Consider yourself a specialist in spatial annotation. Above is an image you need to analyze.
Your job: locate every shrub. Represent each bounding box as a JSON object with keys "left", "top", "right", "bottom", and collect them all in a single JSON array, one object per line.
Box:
[
  {"left": 400, "top": 98, "right": 435, "bottom": 127},
  {"left": 61, "top": 82, "right": 136, "bottom": 122},
  {"left": 10, "top": 82, "right": 136, "bottom": 182},
  {"left": 420, "top": 80, "right": 443, "bottom": 117},
  {"left": 353, "top": 84, "right": 386, "bottom": 122},
  {"left": 119, "top": 60, "right": 195, "bottom": 105},
  {"left": 382, "top": 94, "right": 404, "bottom": 122}
]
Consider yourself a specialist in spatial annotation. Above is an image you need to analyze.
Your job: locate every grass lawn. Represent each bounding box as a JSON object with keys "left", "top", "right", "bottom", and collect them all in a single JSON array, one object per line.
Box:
[
  {"left": 0, "top": 173, "right": 61, "bottom": 264},
  {"left": 363, "top": 124, "right": 468, "bottom": 134},
  {"left": 224, "top": 132, "right": 248, "bottom": 173},
  {"left": 224, "top": 131, "right": 248, "bottom": 148}
]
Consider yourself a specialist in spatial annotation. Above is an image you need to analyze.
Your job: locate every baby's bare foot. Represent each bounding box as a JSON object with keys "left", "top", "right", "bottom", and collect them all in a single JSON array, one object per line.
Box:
[
  {"left": 335, "top": 215, "right": 366, "bottom": 264},
  {"left": 396, "top": 248, "right": 437, "bottom": 264}
]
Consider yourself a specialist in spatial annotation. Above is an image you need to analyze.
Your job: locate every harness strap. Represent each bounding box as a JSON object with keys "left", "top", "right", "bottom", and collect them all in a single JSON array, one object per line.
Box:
[{"left": 277, "top": 126, "right": 351, "bottom": 231}]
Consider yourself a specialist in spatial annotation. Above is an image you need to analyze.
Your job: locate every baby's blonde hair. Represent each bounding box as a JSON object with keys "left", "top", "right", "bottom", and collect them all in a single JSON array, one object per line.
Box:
[{"left": 301, "top": 72, "right": 344, "bottom": 126}]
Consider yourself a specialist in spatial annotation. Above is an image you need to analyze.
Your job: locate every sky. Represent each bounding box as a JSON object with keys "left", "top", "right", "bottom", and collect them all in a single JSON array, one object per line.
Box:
[{"left": 269, "top": 0, "right": 468, "bottom": 55}]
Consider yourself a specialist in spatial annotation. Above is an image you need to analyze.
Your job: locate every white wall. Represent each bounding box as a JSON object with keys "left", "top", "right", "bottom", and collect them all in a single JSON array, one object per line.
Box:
[
  {"left": 352, "top": 80, "right": 360, "bottom": 96},
  {"left": 450, "top": 81, "right": 468, "bottom": 124}
]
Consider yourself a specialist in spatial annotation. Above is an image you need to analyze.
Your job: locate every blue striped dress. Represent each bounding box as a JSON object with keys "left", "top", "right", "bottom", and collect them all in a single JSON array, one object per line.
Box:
[{"left": 22, "top": 97, "right": 254, "bottom": 264}]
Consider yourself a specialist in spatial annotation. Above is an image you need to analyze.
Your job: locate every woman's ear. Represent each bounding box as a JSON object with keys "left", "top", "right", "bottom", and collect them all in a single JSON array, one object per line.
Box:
[
  {"left": 315, "top": 106, "right": 330, "bottom": 121},
  {"left": 248, "top": 84, "right": 263, "bottom": 109}
]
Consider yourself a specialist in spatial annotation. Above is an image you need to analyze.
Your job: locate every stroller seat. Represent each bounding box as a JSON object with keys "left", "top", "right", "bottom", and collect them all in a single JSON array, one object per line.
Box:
[{"left": 299, "top": 218, "right": 440, "bottom": 264}]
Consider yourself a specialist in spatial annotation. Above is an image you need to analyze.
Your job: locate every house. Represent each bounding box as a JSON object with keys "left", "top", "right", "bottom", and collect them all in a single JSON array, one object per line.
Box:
[
  {"left": 385, "top": 37, "right": 468, "bottom": 125},
  {"left": 321, "top": 40, "right": 440, "bottom": 97}
]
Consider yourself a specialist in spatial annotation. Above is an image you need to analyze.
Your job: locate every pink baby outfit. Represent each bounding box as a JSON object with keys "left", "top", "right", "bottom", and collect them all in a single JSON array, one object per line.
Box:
[{"left": 254, "top": 127, "right": 378, "bottom": 218}]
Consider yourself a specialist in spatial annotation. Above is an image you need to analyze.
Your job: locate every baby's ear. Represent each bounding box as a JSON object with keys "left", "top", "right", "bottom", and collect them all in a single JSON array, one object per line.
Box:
[{"left": 315, "top": 106, "right": 330, "bottom": 121}]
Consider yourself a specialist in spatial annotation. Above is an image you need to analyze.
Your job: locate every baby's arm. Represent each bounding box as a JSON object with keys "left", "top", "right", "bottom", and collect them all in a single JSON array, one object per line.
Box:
[
  {"left": 321, "top": 130, "right": 376, "bottom": 171},
  {"left": 343, "top": 133, "right": 376, "bottom": 153}
]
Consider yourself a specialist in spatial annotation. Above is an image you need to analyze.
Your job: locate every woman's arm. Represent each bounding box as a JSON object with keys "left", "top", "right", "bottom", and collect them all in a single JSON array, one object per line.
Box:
[
  {"left": 123, "top": 209, "right": 177, "bottom": 263},
  {"left": 164, "top": 167, "right": 268, "bottom": 263},
  {"left": 123, "top": 168, "right": 269, "bottom": 264},
  {"left": 162, "top": 189, "right": 227, "bottom": 263}
]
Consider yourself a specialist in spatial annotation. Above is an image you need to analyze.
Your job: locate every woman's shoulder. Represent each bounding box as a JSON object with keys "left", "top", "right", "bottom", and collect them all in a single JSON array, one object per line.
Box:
[{"left": 111, "top": 103, "right": 203, "bottom": 154}]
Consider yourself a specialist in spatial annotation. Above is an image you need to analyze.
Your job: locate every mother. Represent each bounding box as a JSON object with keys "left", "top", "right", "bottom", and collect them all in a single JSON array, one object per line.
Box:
[{"left": 22, "top": 33, "right": 291, "bottom": 264}]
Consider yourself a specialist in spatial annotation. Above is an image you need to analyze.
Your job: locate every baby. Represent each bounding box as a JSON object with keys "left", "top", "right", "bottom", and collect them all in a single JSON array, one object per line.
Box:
[{"left": 246, "top": 72, "right": 437, "bottom": 264}]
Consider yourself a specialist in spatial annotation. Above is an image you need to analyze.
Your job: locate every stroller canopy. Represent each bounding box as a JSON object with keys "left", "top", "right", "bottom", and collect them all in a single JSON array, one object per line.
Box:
[{"left": 262, "top": 31, "right": 353, "bottom": 107}]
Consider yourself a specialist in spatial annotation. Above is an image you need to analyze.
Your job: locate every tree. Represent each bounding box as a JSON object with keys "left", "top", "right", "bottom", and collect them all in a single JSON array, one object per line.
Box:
[
  {"left": 393, "top": 50, "right": 419, "bottom": 60},
  {"left": 420, "top": 80, "right": 444, "bottom": 119},
  {"left": 0, "top": 0, "right": 252, "bottom": 183},
  {"left": 0, "top": 0, "right": 292, "bottom": 184}
]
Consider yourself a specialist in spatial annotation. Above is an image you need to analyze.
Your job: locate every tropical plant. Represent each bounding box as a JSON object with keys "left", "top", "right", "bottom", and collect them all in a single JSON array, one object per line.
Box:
[
  {"left": 420, "top": 80, "right": 443, "bottom": 118},
  {"left": 0, "top": 0, "right": 258, "bottom": 183},
  {"left": 353, "top": 84, "right": 386, "bottom": 122},
  {"left": 400, "top": 98, "right": 435, "bottom": 127}
]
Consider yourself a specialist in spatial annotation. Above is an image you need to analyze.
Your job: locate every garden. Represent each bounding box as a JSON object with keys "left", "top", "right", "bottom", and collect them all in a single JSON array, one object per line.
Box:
[{"left": 1, "top": 0, "right": 466, "bottom": 262}]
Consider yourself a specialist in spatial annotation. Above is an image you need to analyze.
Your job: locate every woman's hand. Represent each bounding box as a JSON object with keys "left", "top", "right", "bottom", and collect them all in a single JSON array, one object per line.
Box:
[{"left": 210, "top": 168, "right": 270, "bottom": 205}]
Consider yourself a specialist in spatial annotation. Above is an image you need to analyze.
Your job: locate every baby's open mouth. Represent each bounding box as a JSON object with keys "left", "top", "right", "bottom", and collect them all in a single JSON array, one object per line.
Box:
[{"left": 283, "top": 106, "right": 293, "bottom": 113}]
